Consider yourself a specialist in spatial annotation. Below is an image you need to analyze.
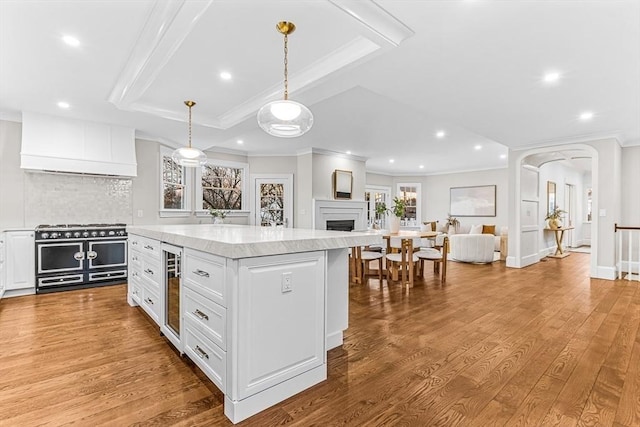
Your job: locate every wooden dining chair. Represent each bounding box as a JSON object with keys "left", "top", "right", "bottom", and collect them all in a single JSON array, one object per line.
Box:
[
  {"left": 385, "top": 238, "right": 419, "bottom": 288},
  {"left": 359, "top": 247, "right": 384, "bottom": 284},
  {"left": 416, "top": 236, "right": 449, "bottom": 282}
]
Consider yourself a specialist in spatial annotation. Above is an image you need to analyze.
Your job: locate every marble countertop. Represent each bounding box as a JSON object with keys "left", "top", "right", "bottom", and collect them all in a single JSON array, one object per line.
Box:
[{"left": 127, "top": 224, "right": 383, "bottom": 259}]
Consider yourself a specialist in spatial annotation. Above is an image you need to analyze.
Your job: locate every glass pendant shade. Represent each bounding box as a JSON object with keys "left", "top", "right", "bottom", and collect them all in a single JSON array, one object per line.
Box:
[
  {"left": 257, "top": 21, "right": 313, "bottom": 138},
  {"left": 172, "top": 100, "right": 207, "bottom": 167},
  {"left": 257, "top": 99, "right": 313, "bottom": 138},
  {"left": 171, "top": 146, "right": 207, "bottom": 167}
]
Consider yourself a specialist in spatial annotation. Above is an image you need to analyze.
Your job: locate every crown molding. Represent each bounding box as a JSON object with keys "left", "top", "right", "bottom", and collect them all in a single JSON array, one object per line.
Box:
[
  {"left": 108, "top": 0, "right": 213, "bottom": 109},
  {"left": 513, "top": 132, "right": 623, "bottom": 152},
  {"left": 296, "top": 147, "right": 368, "bottom": 162},
  {"left": 329, "top": 0, "right": 414, "bottom": 47}
]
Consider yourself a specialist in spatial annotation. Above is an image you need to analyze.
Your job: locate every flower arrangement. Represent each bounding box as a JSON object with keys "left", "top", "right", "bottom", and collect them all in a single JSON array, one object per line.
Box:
[
  {"left": 545, "top": 207, "right": 566, "bottom": 229},
  {"left": 209, "top": 209, "right": 229, "bottom": 220},
  {"left": 545, "top": 207, "right": 566, "bottom": 220},
  {"left": 445, "top": 213, "right": 460, "bottom": 229}
]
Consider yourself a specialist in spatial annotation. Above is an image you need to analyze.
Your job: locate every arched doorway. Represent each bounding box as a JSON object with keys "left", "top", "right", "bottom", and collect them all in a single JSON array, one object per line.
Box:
[{"left": 508, "top": 144, "right": 598, "bottom": 278}]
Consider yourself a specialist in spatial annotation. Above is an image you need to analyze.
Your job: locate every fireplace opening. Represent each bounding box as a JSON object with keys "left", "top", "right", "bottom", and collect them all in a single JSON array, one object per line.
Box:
[{"left": 326, "top": 220, "right": 355, "bottom": 232}]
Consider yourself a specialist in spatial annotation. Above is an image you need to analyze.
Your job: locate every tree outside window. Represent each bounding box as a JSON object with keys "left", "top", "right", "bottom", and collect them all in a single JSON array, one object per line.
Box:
[
  {"left": 162, "top": 155, "right": 185, "bottom": 209},
  {"left": 202, "top": 165, "right": 243, "bottom": 210}
]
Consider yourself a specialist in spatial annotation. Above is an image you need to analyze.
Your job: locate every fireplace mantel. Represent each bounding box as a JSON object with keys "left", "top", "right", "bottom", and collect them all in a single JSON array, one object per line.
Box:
[{"left": 313, "top": 199, "right": 368, "bottom": 230}]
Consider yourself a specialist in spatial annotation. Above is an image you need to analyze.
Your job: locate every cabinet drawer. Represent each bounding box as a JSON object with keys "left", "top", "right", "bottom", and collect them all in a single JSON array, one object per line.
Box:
[
  {"left": 184, "top": 249, "right": 225, "bottom": 306},
  {"left": 140, "top": 284, "right": 160, "bottom": 325},
  {"left": 129, "top": 249, "right": 142, "bottom": 270},
  {"left": 129, "top": 235, "right": 161, "bottom": 260},
  {"left": 140, "top": 257, "right": 160, "bottom": 288},
  {"left": 184, "top": 287, "right": 226, "bottom": 350},
  {"left": 184, "top": 319, "right": 226, "bottom": 392},
  {"left": 129, "top": 276, "right": 141, "bottom": 304}
]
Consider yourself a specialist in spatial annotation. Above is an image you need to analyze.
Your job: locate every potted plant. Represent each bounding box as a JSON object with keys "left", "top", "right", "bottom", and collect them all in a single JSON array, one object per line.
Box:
[
  {"left": 388, "top": 197, "right": 406, "bottom": 233},
  {"left": 209, "top": 208, "right": 229, "bottom": 224},
  {"left": 445, "top": 213, "right": 460, "bottom": 234},
  {"left": 545, "top": 207, "right": 566, "bottom": 229}
]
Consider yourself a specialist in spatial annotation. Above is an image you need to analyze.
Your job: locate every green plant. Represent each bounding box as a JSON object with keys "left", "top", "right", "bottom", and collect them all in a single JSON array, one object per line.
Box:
[
  {"left": 545, "top": 207, "right": 566, "bottom": 220},
  {"left": 374, "top": 202, "right": 388, "bottom": 219},
  {"left": 209, "top": 209, "right": 228, "bottom": 219},
  {"left": 390, "top": 197, "right": 406, "bottom": 218}
]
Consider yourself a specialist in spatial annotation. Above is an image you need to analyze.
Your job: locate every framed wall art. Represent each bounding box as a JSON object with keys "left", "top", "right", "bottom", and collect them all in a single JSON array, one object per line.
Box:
[
  {"left": 333, "top": 169, "right": 352, "bottom": 199},
  {"left": 450, "top": 185, "right": 496, "bottom": 217}
]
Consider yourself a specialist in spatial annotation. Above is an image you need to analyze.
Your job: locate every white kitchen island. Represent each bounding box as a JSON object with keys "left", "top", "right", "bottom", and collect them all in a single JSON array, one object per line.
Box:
[{"left": 126, "top": 224, "right": 381, "bottom": 424}]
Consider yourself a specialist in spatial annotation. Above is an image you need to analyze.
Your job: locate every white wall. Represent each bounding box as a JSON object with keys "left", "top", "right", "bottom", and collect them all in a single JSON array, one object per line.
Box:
[
  {"left": 311, "top": 153, "right": 366, "bottom": 201},
  {"left": 0, "top": 120, "right": 25, "bottom": 229}
]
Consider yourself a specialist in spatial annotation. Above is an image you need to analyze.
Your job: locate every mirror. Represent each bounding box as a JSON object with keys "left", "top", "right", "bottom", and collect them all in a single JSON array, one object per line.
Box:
[
  {"left": 333, "top": 169, "right": 352, "bottom": 199},
  {"left": 547, "top": 181, "right": 556, "bottom": 215}
]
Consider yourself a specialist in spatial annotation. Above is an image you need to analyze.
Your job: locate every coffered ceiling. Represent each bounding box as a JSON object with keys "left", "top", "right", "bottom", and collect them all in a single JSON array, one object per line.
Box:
[{"left": 1, "top": 0, "right": 638, "bottom": 175}]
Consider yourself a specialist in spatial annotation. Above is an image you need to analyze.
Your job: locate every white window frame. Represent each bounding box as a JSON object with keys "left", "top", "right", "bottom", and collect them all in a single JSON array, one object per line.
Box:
[
  {"left": 195, "top": 159, "right": 250, "bottom": 217},
  {"left": 159, "top": 146, "right": 192, "bottom": 218},
  {"left": 365, "top": 185, "right": 391, "bottom": 228},
  {"left": 396, "top": 182, "right": 422, "bottom": 223}
]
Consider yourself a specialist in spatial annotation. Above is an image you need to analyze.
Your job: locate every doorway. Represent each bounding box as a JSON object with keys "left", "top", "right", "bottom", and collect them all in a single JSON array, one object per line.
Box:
[{"left": 251, "top": 174, "right": 293, "bottom": 227}]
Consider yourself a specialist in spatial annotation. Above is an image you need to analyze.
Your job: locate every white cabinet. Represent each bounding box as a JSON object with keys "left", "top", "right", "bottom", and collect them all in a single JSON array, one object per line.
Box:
[
  {"left": 127, "top": 235, "right": 161, "bottom": 324},
  {"left": 0, "top": 233, "right": 5, "bottom": 299},
  {"left": 5, "top": 231, "right": 35, "bottom": 295}
]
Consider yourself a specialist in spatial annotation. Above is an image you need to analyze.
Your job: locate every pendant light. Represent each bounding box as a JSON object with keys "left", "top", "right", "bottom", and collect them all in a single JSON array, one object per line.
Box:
[
  {"left": 257, "top": 21, "right": 313, "bottom": 138},
  {"left": 171, "top": 100, "right": 207, "bottom": 167}
]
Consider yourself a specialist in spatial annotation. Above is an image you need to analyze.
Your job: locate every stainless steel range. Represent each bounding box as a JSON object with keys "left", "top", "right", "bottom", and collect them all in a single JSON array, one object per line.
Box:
[{"left": 35, "top": 224, "right": 128, "bottom": 293}]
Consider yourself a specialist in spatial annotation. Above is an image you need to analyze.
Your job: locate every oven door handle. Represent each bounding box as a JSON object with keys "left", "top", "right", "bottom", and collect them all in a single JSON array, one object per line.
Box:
[
  {"left": 74, "top": 251, "right": 85, "bottom": 261},
  {"left": 87, "top": 250, "right": 98, "bottom": 260}
]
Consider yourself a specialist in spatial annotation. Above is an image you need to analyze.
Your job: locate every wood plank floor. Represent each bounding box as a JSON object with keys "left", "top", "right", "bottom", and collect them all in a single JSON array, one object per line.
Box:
[{"left": 1, "top": 253, "right": 639, "bottom": 426}]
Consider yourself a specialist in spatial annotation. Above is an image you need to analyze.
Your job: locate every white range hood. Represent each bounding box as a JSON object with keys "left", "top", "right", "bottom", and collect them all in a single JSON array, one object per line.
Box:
[{"left": 20, "top": 112, "right": 137, "bottom": 177}]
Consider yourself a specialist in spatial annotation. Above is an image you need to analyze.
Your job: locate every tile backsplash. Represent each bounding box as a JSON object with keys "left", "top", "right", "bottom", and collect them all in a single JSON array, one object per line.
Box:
[{"left": 24, "top": 173, "right": 133, "bottom": 226}]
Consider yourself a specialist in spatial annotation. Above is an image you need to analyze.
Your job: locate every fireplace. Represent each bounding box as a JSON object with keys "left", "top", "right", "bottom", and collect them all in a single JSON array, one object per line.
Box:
[
  {"left": 313, "top": 199, "right": 368, "bottom": 230},
  {"left": 326, "top": 220, "right": 355, "bottom": 232}
]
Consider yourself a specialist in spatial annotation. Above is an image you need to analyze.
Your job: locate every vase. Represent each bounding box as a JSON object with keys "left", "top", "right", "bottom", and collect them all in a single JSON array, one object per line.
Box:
[
  {"left": 389, "top": 216, "right": 401, "bottom": 233},
  {"left": 548, "top": 218, "right": 561, "bottom": 229},
  {"left": 214, "top": 217, "right": 224, "bottom": 224}
]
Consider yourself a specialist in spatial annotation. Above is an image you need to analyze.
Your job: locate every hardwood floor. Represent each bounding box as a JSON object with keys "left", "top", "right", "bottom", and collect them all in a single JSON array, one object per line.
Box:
[{"left": 1, "top": 253, "right": 639, "bottom": 426}]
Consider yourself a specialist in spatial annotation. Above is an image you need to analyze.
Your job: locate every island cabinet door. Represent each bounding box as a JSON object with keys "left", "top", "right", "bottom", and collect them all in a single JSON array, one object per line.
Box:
[{"left": 231, "top": 250, "right": 326, "bottom": 401}]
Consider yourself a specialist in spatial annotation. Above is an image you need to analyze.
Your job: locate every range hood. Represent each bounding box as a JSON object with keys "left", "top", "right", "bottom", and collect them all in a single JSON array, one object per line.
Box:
[{"left": 21, "top": 112, "right": 137, "bottom": 177}]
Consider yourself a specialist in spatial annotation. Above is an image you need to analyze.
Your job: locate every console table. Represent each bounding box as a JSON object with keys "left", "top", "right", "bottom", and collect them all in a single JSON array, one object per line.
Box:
[{"left": 545, "top": 226, "right": 574, "bottom": 258}]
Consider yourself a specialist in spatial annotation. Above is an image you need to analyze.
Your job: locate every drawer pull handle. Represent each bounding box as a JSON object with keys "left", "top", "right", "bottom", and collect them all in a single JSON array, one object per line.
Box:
[
  {"left": 144, "top": 245, "right": 154, "bottom": 250},
  {"left": 193, "top": 269, "right": 210, "bottom": 278},
  {"left": 194, "top": 345, "right": 209, "bottom": 360},
  {"left": 144, "top": 297, "right": 154, "bottom": 305},
  {"left": 144, "top": 268, "right": 154, "bottom": 275},
  {"left": 194, "top": 309, "right": 209, "bottom": 321}
]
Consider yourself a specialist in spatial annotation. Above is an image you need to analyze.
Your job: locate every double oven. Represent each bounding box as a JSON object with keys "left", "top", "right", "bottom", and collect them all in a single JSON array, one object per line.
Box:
[{"left": 35, "top": 224, "right": 128, "bottom": 293}]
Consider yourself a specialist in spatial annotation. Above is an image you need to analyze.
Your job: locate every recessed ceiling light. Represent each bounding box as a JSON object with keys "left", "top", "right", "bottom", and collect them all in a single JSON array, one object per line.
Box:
[
  {"left": 220, "top": 71, "right": 232, "bottom": 81},
  {"left": 500, "top": 154, "right": 507, "bottom": 159},
  {"left": 57, "top": 101, "right": 70, "bottom": 109},
  {"left": 236, "top": 139, "right": 243, "bottom": 145},
  {"left": 579, "top": 111, "right": 594, "bottom": 121},
  {"left": 389, "top": 159, "right": 395, "bottom": 163},
  {"left": 543, "top": 72, "right": 560, "bottom": 83},
  {"left": 436, "top": 130, "right": 445, "bottom": 138},
  {"left": 474, "top": 145, "right": 482, "bottom": 150},
  {"left": 419, "top": 165, "right": 424, "bottom": 169},
  {"left": 62, "top": 35, "right": 80, "bottom": 47},
  {"left": 346, "top": 150, "right": 351, "bottom": 155}
]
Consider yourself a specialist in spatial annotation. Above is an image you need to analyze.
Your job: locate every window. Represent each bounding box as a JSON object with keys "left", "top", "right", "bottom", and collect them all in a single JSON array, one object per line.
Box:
[
  {"left": 160, "top": 147, "right": 191, "bottom": 217},
  {"left": 197, "top": 159, "right": 249, "bottom": 215},
  {"left": 396, "top": 183, "right": 421, "bottom": 224}
]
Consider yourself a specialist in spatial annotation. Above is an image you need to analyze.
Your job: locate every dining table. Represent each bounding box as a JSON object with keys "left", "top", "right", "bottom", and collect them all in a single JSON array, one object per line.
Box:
[{"left": 381, "top": 230, "right": 439, "bottom": 283}]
